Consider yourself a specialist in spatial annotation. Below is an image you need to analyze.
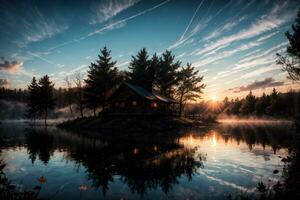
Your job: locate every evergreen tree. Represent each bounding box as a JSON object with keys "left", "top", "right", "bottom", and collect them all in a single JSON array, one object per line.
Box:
[
  {"left": 240, "top": 91, "right": 256, "bottom": 115},
  {"left": 277, "top": 8, "right": 300, "bottom": 81},
  {"left": 127, "top": 48, "right": 153, "bottom": 90},
  {"left": 267, "top": 88, "right": 284, "bottom": 116},
  {"left": 85, "top": 46, "right": 119, "bottom": 116},
  {"left": 156, "top": 50, "right": 181, "bottom": 97},
  {"left": 255, "top": 93, "right": 270, "bottom": 116},
  {"left": 222, "top": 97, "right": 231, "bottom": 114},
  {"left": 38, "top": 75, "right": 55, "bottom": 126},
  {"left": 26, "top": 77, "right": 40, "bottom": 122},
  {"left": 176, "top": 63, "right": 205, "bottom": 116}
]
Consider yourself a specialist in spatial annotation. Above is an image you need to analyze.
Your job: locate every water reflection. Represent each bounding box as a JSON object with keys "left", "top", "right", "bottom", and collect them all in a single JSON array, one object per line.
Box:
[{"left": 0, "top": 122, "right": 296, "bottom": 199}]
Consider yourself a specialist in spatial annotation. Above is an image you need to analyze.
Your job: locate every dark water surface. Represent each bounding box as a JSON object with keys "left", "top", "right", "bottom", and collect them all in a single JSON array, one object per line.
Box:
[{"left": 0, "top": 121, "right": 295, "bottom": 199}]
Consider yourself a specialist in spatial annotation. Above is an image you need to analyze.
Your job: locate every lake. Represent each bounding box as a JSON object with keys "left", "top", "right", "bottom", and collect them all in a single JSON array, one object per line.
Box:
[{"left": 0, "top": 120, "right": 295, "bottom": 199}]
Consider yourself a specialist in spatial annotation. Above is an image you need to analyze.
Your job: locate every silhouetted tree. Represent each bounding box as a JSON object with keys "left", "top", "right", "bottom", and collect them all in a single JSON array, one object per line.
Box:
[
  {"left": 73, "top": 71, "right": 84, "bottom": 118},
  {"left": 128, "top": 48, "right": 153, "bottom": 90},
  {"left": 240, "top": 91, "right": 256, "bottom": 115},
  {"left": 176, "top": 63, "right": 205, "bottom": 116},
  {"left": 255, "top": 93, "right": 270, "bottom": 116},
  {"left": 277, "top": 8, "right": 300, "bottom": 81},
  {"left": 231, "top": 98, "right": 242, "bottom": 115},
  {"left": 267, "top": 88, "right": 284, "bottom": 116},
  {"left": 26, "top": 77, "right": 39, "bottom": 122},
  {"left": 64, "top": 76, "right": 75, "bottom": 119},
  {"left": 38, "top": 75, "right": 55, "bottom": 125},
  {"left": 85, "top": 47, "right": 119, "bottom": 116},
  {"left": 156, "top": 50, "right": 181, "bottom": 97}
]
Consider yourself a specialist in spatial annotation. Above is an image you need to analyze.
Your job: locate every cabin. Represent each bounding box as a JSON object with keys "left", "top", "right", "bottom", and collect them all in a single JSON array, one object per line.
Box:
[{"left": 107, "top": 82, "right": 178, "bottom": 115}]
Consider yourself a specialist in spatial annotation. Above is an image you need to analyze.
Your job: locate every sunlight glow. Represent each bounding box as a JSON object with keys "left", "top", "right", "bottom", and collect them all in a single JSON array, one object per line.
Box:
[
  {"left": 211, "top": 133, "right": 217, "bottom": 147},
  {"left": 211, "top": 95, "right": 218, "bottom": 102}
]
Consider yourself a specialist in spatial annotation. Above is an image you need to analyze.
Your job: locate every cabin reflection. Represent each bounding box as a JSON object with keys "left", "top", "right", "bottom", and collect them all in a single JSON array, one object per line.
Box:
[
  {"left": 1, "top": 123, "right": 296, "bottom": 197},
  {"left": 22, "top": 128, "right": 205, "bottom": 197}
]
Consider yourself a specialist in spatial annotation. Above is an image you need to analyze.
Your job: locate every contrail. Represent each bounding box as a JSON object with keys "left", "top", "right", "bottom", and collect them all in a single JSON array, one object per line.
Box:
[
  {"left": 208, "top": 0, "right": 232, "bottom": 22},
  {"left": 50, "top": 0, "right": 171, "bottom": 51},
  {"left": 180, "top": 0, "right": 205, "bottom": 41},
  {"left": 87, "top": 0, "right": 171, "bottom": 38}
]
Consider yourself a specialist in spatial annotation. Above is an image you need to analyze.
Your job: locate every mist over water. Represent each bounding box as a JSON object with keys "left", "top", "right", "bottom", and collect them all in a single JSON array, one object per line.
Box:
[{"left": 0, "top": 121, "right": 295, "bottom": 200}]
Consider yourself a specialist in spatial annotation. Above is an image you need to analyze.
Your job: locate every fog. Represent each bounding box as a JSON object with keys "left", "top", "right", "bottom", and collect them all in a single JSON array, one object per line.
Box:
[{"left": 218, "top": 114, "right": 293, "bottom": 124}]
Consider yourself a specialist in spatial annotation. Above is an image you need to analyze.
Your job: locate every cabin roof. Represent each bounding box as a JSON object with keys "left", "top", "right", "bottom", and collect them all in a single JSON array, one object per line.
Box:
[{"left": 123, "top": 82, "right": 178, "bottom": 104}]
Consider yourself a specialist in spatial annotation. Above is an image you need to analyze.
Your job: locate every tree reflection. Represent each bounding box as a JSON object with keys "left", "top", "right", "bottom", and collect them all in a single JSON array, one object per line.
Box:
[
  {"left": 25, "top": 128, "right": 54, "bottom": 164},
  {"left": 213, "top": 123, "right": 295, "bottom": 152},
  {"left": 22, "top": 127, "right": 206, "bottom": 197},
  {"left": 2, "top": 122, "right": 297, "bottom": 198}
]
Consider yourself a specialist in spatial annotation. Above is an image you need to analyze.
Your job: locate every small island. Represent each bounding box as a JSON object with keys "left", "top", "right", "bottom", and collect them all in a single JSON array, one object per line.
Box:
[{"left": 25, "top": 47, "right": 209, "bottom": 133}]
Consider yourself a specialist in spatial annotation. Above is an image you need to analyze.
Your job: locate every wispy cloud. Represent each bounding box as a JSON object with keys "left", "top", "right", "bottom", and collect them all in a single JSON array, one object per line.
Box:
[
  {"left": 194, "top": 31, "right": 276, "bottom": 68},
  {"left": 194, "top": 40, "right": 262, "bottom": 68},
  {"left": 117, "top": 60, "right": 130, "bottom": 68},
  {"left": 195, "top": 2, "right": 295, "bottom": 56},
  {"left": 0, "top": 78, "right": 10, "bottom": 87},
  {"left": 87, "top": 0, "right": 170, "bottom": 38},
  {"left": 241, "top": 64, "right": 278, "bottom": 79},
  {"left": 203, "top": 15, "right": 247, "bottom": 41},
  {"left": 228, "top": 77, "right": 284, "bottom": 93},
  {"left": 1, "top": 4, "right": 69, "bottom": 48},
  {"left": 27, "top": 52, "right": 55, "bottom": 66},
  {"left": 50, "top": 0, "right": 170, "bottom": 51},
  {"left": 90, "top": 0, "right": 140, "bottom": 25},
  {"left": 0, "top": 57, "right": 22, "bottom": 73}
]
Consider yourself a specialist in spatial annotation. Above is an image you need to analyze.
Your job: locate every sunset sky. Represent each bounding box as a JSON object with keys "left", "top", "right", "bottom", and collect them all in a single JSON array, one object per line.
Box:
[{"left": 0, "top": 0, "right": 300, "bottom": 100}]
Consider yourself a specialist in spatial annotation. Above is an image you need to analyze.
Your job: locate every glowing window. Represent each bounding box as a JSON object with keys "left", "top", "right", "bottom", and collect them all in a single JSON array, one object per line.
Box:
[{"left": 151, "top": 102, "right": 157, "bottom": 108}]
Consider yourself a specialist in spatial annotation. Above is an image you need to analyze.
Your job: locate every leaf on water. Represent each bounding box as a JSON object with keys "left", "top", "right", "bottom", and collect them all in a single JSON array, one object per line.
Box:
[
  {"left": 79, "top": 185, "right": 88, "bottom": 191},
  {"left": 37, "top": 176, "right": 47, "bottom": 183}
]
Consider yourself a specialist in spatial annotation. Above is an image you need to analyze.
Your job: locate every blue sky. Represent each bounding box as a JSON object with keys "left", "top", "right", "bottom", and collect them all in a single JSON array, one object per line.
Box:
[{"left": 0, "top": 0, "right": 300, "bottom": 100}]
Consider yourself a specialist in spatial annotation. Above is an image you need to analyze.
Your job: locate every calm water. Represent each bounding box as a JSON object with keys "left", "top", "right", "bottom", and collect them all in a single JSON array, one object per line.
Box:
[{"left": 0, "top": 121, "right": 295, "bottom": 199}]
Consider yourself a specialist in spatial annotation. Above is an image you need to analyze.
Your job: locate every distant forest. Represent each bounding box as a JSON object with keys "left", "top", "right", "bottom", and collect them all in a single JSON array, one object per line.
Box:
[
  {"left": 1, "top": 86, "right": 298, "bottom": 119},
  {"left": 184, "top": 88, "right": 299, "bottom": 119}
]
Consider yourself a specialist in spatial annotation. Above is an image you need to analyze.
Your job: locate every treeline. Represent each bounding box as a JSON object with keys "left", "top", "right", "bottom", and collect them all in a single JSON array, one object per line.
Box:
[
  {"left": 221, "top": 89, "right": 298, "bottom": 117},
  {"left": 23, "top": 47, "right": 205, "bottom": 123},
  {"left": 0, "top": 87, "right": 74, "bottom": 108},
  {"left": 0, "top": 87, "right": 28, "bottom": 102},
  {"left": 184, "top": 89, "right": 298, "bottom": 119}
]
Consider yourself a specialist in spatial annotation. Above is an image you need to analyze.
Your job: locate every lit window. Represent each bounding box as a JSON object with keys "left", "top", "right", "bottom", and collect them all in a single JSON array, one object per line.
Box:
[{"left": 151, "top": 102, "right": 157, "bottom": 108}]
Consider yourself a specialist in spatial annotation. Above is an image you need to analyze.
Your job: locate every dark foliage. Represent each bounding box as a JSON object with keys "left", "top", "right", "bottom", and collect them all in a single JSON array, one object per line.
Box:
[
  {"left": 277, "top": 8, "right": 300, "bottom": 81},
  {"left": 84, "top": 46, "right": 120, "bottom": 116}
]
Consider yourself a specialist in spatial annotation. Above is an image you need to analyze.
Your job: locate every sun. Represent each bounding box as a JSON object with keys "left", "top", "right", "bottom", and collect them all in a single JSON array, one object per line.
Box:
[{"left": 210, "top": 95, "right": 218, "bottom": 102}]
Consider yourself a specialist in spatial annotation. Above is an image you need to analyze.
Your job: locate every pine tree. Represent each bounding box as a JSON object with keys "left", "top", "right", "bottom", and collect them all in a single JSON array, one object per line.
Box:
[
  {"left": 277, "top": 8, "right": 300, "bottom": 81},
  {"left": 38, "top": 75, "right": 55, "bottom": 126},
  {"left": 176, "top": 63, "right": 205, "bottom": 116},
  {"left": 156, "top": 50, "right": 181, "bottom": 97},
  {"left": 240, "top": 91, "right": 256, "bottom": 115},
  {"left": 127, "top": 48, "right": 153, "bottom": 90},
  {"left": 255, "top": 93, "right": 271, "bottom": 116},
  {"left": 26, "top": 77, "right": 40, "bottom": 122},
  {"left": 84, "top": 46, "right": 119, "bottom": 116}
]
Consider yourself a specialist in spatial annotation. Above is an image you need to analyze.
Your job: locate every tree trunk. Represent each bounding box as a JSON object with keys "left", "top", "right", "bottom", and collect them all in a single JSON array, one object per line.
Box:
[
  {"left": 44, "top": 109, "right": 48, "bottom": 126},
  {"left": 93, "top": 107, "right": 96, "bottom": 117},
  {"left": 80, "top": 103, "right": 84, "bottom": 118},
  {"left": 102, "top": 103, "right": 105, "bottom": 113},
  {"left": 69, "top": 105, "right": 74, "bottom": 119},
  {"left": 179, "top": 94, "right": 184, "bottom": 117},
  {"left": 179, "top": 103, "right": 183, "bottom": 117}
]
